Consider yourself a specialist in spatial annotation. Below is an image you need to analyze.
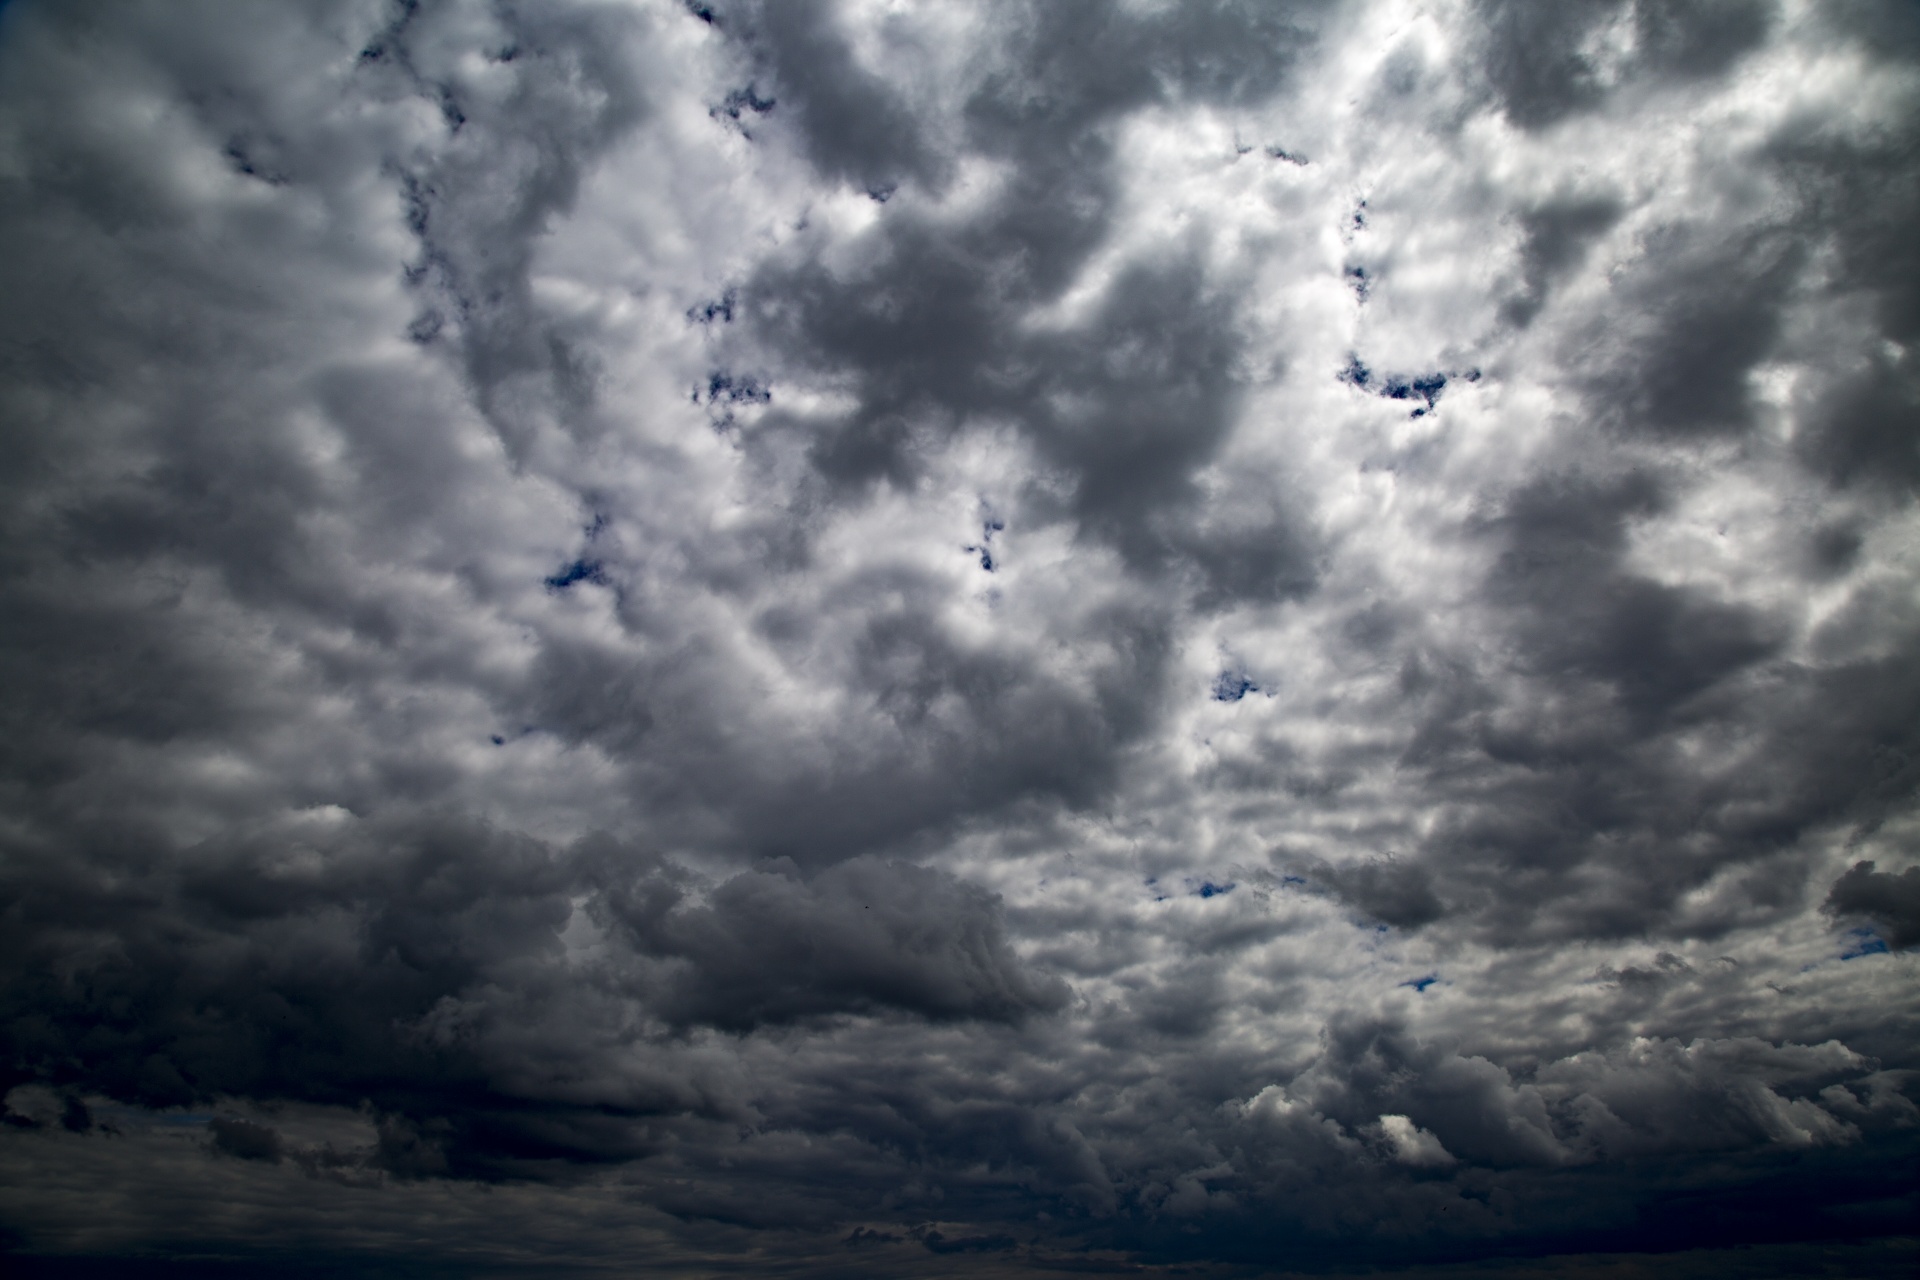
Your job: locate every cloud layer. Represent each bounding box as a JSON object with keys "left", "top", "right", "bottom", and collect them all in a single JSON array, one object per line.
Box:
[{"left": 1, "top": 0, "right": 1916, "bottom": 1273}]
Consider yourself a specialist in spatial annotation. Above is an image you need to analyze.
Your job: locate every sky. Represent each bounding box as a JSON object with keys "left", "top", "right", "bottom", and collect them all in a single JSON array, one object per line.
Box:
[{"left": 1, "top": 0, "right": 1917, "bottom": 1276}]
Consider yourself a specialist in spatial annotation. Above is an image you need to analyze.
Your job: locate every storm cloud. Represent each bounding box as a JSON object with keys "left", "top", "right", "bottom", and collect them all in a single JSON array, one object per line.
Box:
[{"left": 1, "top": 1, "right": 1916, "bottom": 1275}]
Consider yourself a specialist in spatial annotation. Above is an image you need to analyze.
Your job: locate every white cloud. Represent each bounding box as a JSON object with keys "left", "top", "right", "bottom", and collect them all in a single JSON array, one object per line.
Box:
[{"left": 1377, "top": 1114, "right": 1458, "bottom": 1167}]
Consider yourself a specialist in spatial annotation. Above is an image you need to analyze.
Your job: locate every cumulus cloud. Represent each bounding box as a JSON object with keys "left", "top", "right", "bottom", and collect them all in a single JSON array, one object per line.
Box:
[
  {"left": 1, "top": 0, "right": 1916, "bottom": 1273},
  {"left": 1376, "top": 1114, "right": 1457, "bottom": 1168},
  {"left": 1827, "top": 860, "right": 1920, "bottom": 949}
]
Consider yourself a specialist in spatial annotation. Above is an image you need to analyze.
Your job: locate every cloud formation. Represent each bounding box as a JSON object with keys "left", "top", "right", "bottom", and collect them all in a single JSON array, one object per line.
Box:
[{"left": 1, "top": 0, "right": 1916, "bottom": 1273}]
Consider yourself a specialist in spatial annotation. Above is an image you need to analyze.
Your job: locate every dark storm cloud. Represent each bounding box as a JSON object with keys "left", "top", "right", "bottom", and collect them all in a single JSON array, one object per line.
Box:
[
  {"left": 1584, "top": 225, "right": 1802, "bottom": 438},
  {"left": 209, "top": 1115, "right": 286, "bottom": 1163},
  {"left": 1800, "top": 347, "right": 1920, "bottom": 493},
  {"left": 1771, "top": 116, "right": 1920, "bottom": 490},
  {"left": 1475, "top": 0, "right": 1775, "bottom": 128},
  {"left": 1501, "top": 194, "right": 1622, "bottom": 328},
  {"left": 1813, "top": 0, "right": 1920, "bottom": 62},
  {"left": 1475, "top": 0, "right": 1626, "bottom": 129},
  {"left": 1300, "top": 19, "right": 1920, "bottom": 957},
  {"left": 1826, "top": 861, "right": 1920, "bottom": 949},
  {"left": 2, "top": 0, "right": 1918, "bottom": 1274},
  {"left": 1288, "top": 857, "right": 1446, "bottom": 930},
  {"left": 518, "top": 571, "right": 1175, "bottom": 865},
  {"left": 597, "top": 854, "right": 1070, "bottom": 1028},
  {"left": 1, "top": 810, "right": 1065, "bottom": 1183},
  {"left": 1488, "top": 470, "right": 1781, "bottom": 720},
  {"left": 738, "top": 0, "right": 941, "bottom": 194},
  {"left": 1367, "top": 461, "right": 1920, "bottom": 947},
  {"left": 1279, "top": 1016, "right": 1879, "bottom": 1169},
  {"left": 1632, "top": 0, "right": 1775, "bottom": 77},
  {"left": 1063, "top": 1014, "right": 1915, "bottom": 1269}
]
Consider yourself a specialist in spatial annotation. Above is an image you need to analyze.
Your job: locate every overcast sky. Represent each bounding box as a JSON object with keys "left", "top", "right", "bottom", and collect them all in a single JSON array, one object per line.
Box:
[{"left": 2, "top": 1, "right": 1918, "bottom": 1276}]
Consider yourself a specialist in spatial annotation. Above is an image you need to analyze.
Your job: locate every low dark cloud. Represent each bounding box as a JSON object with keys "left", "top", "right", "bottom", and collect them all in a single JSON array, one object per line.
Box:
[
  {"left": 1476, "top": 0, "right": 1626, "bottom": 128},
  {"left": 1502, "top": 194, "right": 1622, "bottom": 327},
  {"left": 1634, "top": 0, "right": 1776, "bottom": 78},
  {"left": 1476, "top": 0, "right": 1776, "bottom": 128},
  {"left": 209, "top": 1115, "right": 285, "bottom": 1163},
  {"left": 1827, "top": 861, "right": 1920, "bottom": 949},
  {"left": 606, "top": 855, "right": 1070, "bottom": 1028},
  {"left": 1582, "top": 225, "right": 1803, "bottom": 438}
]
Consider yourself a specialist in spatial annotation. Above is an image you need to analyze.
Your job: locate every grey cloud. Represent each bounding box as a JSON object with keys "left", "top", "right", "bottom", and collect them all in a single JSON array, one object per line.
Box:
[
  {"left": 2, "top": 811, "right": 1064, "bottom": 1182},
  {"left": 740, "top": 0, "right": 942, "bottom": 195},
  {"left": 1489, "top": 471, "right": 1780, "bottom": 720},
  {"left": 1474, "top": 0, "right": 1625, "bottom": 129},
  {"left": 601, "top": 856, "right": 1070, "bottom": 1028},
  {"left": 1771, "top": 122, "right": 1920, "bottom": 490},
  {"left": 1532, "top": 1035, "right": 1884, "bottom": 1160},
  {"left": 1826, "top": 860, "right": 1920, "bottom": 949},
  {"left": 1501, "top": 194, "right": 1623, "bottom": 327},
  {"left": 1281, "top": 1017, "right": 1567, "bottom": 1167},
  {"left": 1360, "top": 451, "right": 1920, "bottom": 950},
  {"left": 966, "top": 0, "right": 1329, "bottom": 128},
  {"left": 1812, "top": 0, "right": 1920, "bottom": 63},
  {"left": 1475, "top": 0, "right": 1774, "bottom": 129},
  {"left": 747, "top": 228, "right": 1315, "bottom": 607},
  {"left": 1105, "top": 1019, "right": 1914, "bottom": 1266},
  {"left": 1632, "top": 0, "right": 1775, "bottom": 78},
  {"left": 209, "top": 1115, "right": 286, "bottom": 1163},
  {"left": 1799, "top": 347, "right": 1920, "bottom": 493},
  {"left": 1586, "top": 226, "right": 1802, "bottom": 439},
  {"left": 362, "top": 0, "right": 652, "bottom": 457},
  {"left": 520, "top": 576, "right": 1174, "bottom": 865},
  {"left": 1291, "top": 858, "right": 1446, "bottom": 930},
  {"left": 1, "top": 814, "right": 573, "bottom": 1115},
  {"left": 732, "top": 1, "right": 1325, "bottom": 604},
  {"left": 1, "top": 1086, "right": 91, "bottom": 1135}
]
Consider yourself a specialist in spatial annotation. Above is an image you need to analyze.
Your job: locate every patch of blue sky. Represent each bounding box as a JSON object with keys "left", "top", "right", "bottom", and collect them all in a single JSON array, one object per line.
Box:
[
  {"left": 1839, "top": 929, "right": 1889, "bottom": 961},
  {"left": 544, "top": 558, "right": 606, "bottom": 590},
  {"left": 1211, "top": 672, "right": 1257, "bottom": 702}
]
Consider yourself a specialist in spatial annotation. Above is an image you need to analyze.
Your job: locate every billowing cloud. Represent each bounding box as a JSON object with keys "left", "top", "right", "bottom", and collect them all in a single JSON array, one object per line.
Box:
[
  {"left": 1, "top": 0, "right": 1916, "bottom": 1274},
  {"left": 1827, "top": 860, "right": 1920, "bottom": 949}
]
